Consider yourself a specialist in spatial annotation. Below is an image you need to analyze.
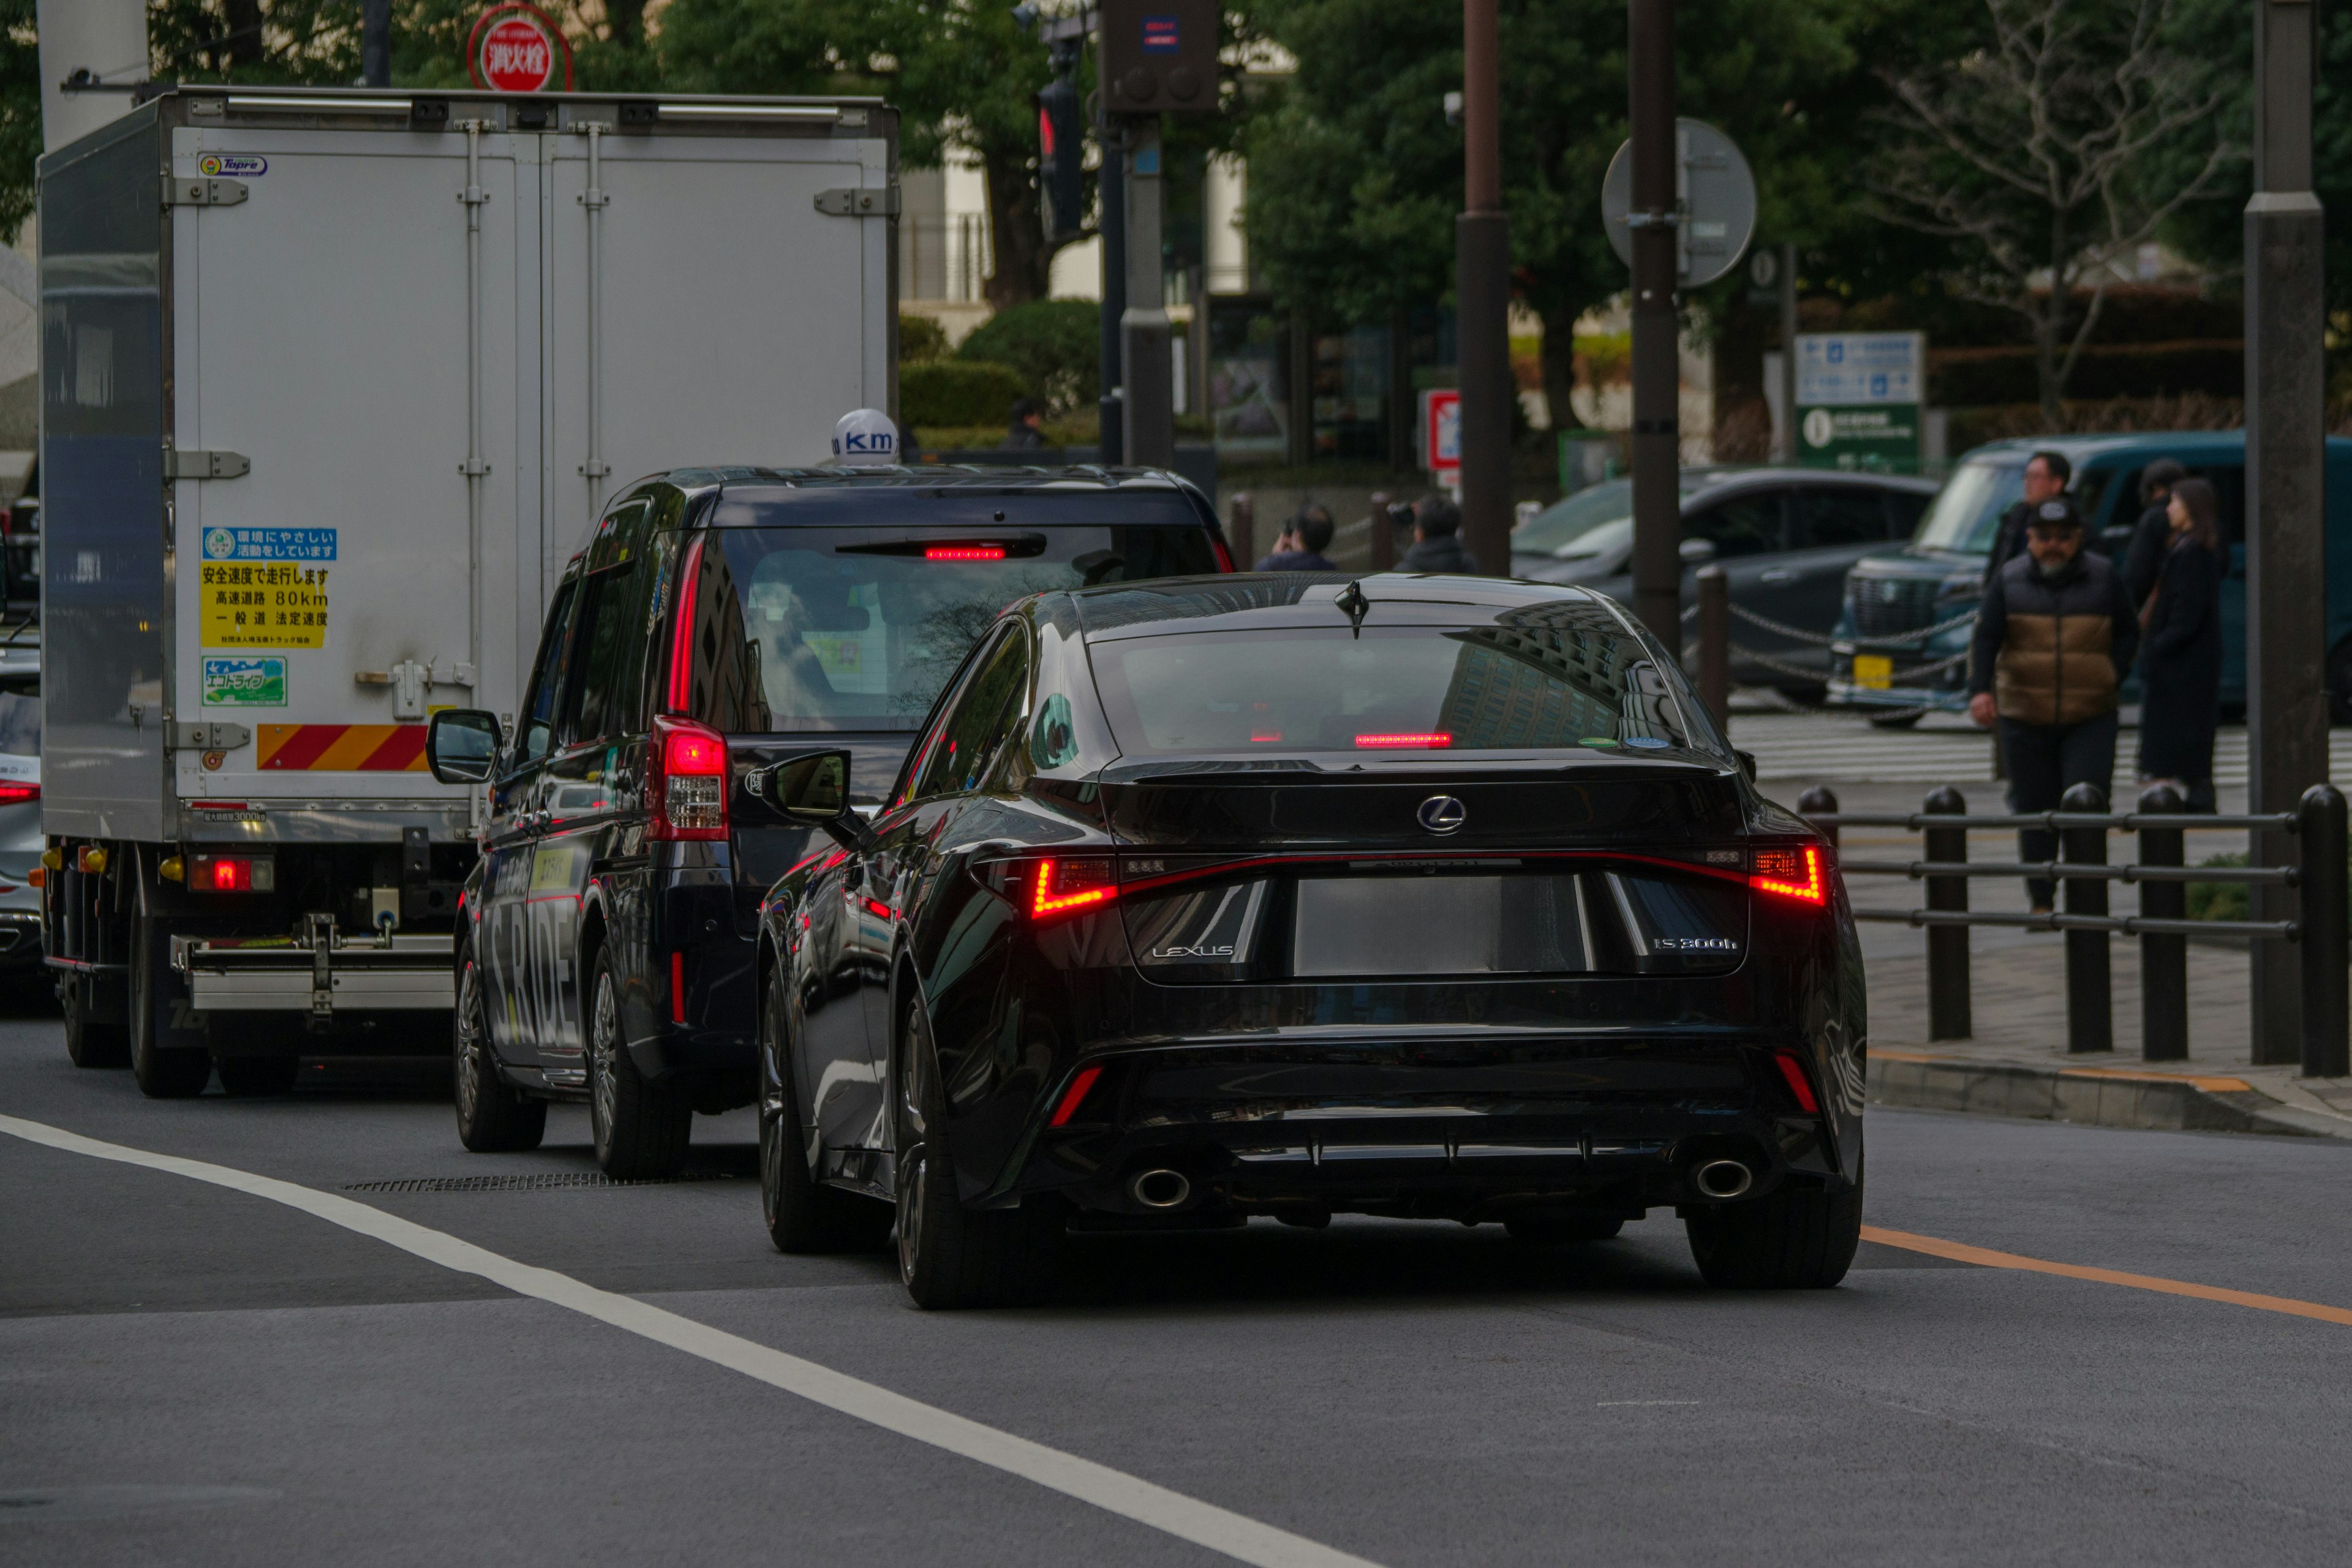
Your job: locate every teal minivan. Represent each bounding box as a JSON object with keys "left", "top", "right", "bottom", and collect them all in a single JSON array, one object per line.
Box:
[{"left": 1828, "top": 431, "right": 2352, "bottom": 724}]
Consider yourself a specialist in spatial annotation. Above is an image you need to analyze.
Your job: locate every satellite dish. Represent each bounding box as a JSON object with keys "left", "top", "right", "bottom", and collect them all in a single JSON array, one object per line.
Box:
[{"left": 1600, "top": 119, "right": 1757, "bottom": 288}]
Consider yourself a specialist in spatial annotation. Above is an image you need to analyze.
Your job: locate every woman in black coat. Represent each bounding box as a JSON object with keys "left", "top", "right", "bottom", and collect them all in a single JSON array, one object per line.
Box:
[{"left": 2136, "top": 477, "right": 2225, "bottom": 809}]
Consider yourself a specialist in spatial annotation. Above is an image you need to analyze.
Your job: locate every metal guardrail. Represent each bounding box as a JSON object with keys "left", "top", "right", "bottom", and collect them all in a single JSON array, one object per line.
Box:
[{"left": 1796, "top": 780, "right": 2350, "bottom": 1079}]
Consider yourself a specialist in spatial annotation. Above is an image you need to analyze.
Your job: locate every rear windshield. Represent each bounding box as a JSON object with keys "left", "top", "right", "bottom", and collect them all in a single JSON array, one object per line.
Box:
[
  {"left": 1912, "top": 460, "right": 2024, "bottom": 553},
  {"left": 1088, "top": 613, "right": 1718, "bottom": 758},
  {"left": 695, "top": 521, "right": 1219, "bottom": 732}
]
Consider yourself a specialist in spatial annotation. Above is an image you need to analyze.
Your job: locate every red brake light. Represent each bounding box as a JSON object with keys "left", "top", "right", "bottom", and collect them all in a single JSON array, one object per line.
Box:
[
  {"left": 1048, "top": 1065, "right": 1103, "bottom": 1127},
  {"left": 863, "top": 897, "right": 893, "bottom": 920},
  {"left": 647, "top": 715, "right": 729, "bottom": 841},
  {"left": 666, "top": 533, "right": 707, "bottom": 713},
  {"left": 1750, "top": 845, "right": 1826, "bottom": 904},
  {"left": 1354, "top": 733, "right": 1452, "bottom": 749},
  {"left": 1209, "top": 533, "right": 1236, "bottom": 572},
  {"left": 189, "top": 854, "right": 274, "bottom": 892},
  {"left": 669, "top": 951, "right": 687, "bottom": 1024},
  {"left": 924, "top": 546, "right": 1006, "bottom": 561},
  {"left": 1030, "top": 857, "right": 1116, "bottom": 919},
  {"left": 0, "top": 781, "right": 36, "bottom": 805},
  {"left": 1773, "top": 1051, "right": 1822, "bottom": 1114}
]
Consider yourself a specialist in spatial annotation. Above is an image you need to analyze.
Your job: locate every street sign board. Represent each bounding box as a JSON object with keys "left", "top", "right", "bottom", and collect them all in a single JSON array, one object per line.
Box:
[
  {"left": 1422, "top": 388, "right": 1461, "bottom": 474},
  {"left": 468, "top": 3, "right": 573, "bottom": 94},
  {"left": 1601, "top": 119, "right": 1757, "bottom": 287},
  {"left": 1794, "top": 331, "right": 1925, "bottom": 470}
]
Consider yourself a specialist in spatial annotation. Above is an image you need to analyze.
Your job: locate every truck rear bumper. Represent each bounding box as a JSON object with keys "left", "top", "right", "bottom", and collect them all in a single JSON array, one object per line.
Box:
[{"left": 174, "top": 931, "right": 454, "bottom": 1013}]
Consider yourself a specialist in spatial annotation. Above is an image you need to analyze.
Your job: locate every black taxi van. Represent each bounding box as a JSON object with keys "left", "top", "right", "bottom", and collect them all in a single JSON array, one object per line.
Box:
[{"left": 424, "top": 466, "right": 1231, "bottom": 1177}]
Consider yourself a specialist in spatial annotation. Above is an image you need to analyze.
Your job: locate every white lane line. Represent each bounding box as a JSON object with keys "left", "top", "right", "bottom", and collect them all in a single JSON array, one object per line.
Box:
[{"left": 0, "top": 1112, "right": 1382, "bottom": 1568}]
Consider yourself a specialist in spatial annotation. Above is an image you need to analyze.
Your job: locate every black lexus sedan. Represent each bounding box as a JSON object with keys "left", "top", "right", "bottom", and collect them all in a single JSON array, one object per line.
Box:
[{"left": 751, "top": 574, "right": 1865, "bottom": 1307}]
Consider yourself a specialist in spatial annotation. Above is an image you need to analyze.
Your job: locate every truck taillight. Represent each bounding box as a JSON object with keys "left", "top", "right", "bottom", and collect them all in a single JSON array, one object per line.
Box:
[
  {"left": 647, "top": 715, "right": 728, "bottom": 841},
  {"left": 190, "top": 854, "right": 274, "bottom": 892}
]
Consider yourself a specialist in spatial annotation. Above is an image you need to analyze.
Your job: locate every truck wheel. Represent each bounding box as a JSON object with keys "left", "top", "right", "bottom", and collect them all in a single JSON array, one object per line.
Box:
[
  {"left": 61, "top": 974, "right": 130, "bottom": 1069},
  {"left": 759, "top": 964, "right": 888, "bottom": 1253},
  {"left": 130, "top": 919, "right": 210, "bottom": 1099},
  {"left": 586, "top": 949, "right": 688, "bottom": 1179},
  {"left": 1684, "top": 1156, "right": 1864, "bottom": 1289},
  {"left": 892, "top": 994, "right": 1060, "bottom": 1309},
  {"left": 454, "top": 956, "right": 545, "bottom": 1153},
  {"left": 216, "top": 1055, "right": 298, "bottom": 1096}
]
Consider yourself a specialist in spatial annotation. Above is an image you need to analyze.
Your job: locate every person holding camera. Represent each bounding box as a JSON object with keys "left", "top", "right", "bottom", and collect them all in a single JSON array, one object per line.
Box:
[
  {"left": 1256, "top": 505, "right": 1338, "bottom": 571},
  {"left": 1398, "top": 494, "right": 1479, "bottom": 573}
]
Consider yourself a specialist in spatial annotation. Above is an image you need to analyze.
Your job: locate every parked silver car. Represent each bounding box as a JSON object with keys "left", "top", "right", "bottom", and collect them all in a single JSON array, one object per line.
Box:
[{"left": 0, "top": 622, "right": 39, "bottom": 973}]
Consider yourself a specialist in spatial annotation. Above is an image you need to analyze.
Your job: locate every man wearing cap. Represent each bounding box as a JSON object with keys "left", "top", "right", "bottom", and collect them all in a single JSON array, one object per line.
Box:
[{"left": 1967, "top": 497, "right": 2139, "bottom": 913}]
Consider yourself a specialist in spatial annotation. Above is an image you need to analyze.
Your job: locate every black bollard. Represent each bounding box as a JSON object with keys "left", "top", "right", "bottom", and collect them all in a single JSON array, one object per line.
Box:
[
  {"left": 1697, "top": 566, "right": 1730, "bottom": 731},
  {"left": 1923, "top": 785, "right": 1970, "bottom": 1041},
  {"left": 2137, "top": 783, "right": 2187, "bottom": 1062},
  {"left": 1795, "top": 786, "right": 1839, "bottom": 854},
  {"left": 2299, "top": 783, "right": 2349, "bottom": 1079},
  {"left": 2061, "top": 782, "right": 2112, "bottom": 1054}
]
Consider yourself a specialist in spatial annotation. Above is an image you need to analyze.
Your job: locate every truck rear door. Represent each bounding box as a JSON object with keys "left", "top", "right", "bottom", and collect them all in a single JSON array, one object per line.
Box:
[{"left": 170, "top": 119, "right": 529, "bottom": 807}]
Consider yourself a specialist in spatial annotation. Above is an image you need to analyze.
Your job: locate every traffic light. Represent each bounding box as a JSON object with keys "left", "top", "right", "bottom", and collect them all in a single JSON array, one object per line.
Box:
[
  {"left": 1099, "top": 0, "right": 1221, "bottom": 116},
  {"left": 1036, "top": 70, "right": 1085, "bottom": 245}
]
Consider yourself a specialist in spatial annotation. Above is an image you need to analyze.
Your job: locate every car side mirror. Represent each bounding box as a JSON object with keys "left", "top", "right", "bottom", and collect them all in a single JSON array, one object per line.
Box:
[
  {"left": 426, "top": 709, "right": 502, "bottom": 785},
  {"left": 762, "top": 749, "right": 875, "bottom": 851},
  {"left": 1679, "top": 537, "right": 1717, "bottom": 566}
]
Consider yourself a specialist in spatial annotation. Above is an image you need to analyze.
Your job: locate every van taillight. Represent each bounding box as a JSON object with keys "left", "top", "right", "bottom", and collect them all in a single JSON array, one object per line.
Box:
[
  {"left": 648, "top": 715, "right": 729, "bottom": 841},
  {"left": 190, "top": 854, "right": 274, "bottom": 892}
]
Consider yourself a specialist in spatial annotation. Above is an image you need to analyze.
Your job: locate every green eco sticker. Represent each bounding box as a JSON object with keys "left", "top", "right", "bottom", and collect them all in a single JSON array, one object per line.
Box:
[{"left": 201, "top": 656, "right": 287, "bottom": 706}]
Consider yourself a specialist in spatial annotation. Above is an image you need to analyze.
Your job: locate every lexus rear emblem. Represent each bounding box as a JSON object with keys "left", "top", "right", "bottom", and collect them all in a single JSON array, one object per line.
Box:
[{"left": 1417, "top": 795, "right": 1467, "bottom": 834}]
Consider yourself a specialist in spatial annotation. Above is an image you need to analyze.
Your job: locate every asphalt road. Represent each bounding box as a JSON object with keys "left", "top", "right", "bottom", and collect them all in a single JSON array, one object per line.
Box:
[{"left": 8, "top": 993, "right": 2352, "bottom": 1567}]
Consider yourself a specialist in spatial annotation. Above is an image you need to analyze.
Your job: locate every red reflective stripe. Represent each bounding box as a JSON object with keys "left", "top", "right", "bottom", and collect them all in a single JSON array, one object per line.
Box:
[
  {"left": 667, "top": 533, "right": 706, "bottom": 714},
  {"left": 1773, "top": 1052, "right": 1821, "bottom": 1114},
  {"left": 1049, "top": 1065, "right": 1103, "bottom": 1127},
  {"left": 356, "top": 726, "right": 429, "bottom": 771},
  {"left": 261, "top": 724, "right": 345, "bottom": 771}
]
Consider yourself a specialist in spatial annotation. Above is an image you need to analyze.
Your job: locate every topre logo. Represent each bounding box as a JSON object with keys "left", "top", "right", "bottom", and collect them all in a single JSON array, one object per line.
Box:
[
  {"left": 197, "top": 154, "right": 266, "bottom": 177},
  {"left": 467, "top": 2, "right": 574, "bottom": 94},
  {"left": 1417, "top": 794, "right": 1467, "bottom": 835}
]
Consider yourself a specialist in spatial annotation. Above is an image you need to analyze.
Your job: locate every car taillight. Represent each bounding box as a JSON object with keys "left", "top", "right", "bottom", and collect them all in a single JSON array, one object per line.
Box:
[
  {"left": 0, "top": 781, "right": 36, "bottom": 805},
  {"left": 1750, "top": 845, "right": 1827, "bottom": 904},
  {"left": 647, "top": 714, "right": 729, "bottom": 841},
  {"left": 1027, "top": 856, "right": 1117, "bottom": 919},
  {"left": 1354, "top": 733, "right": 1452, "bottom": 749},
  {"left": 1209, "top": 533, "right": 1236, "bottom": 572},
  {"left": 189, "top": 853, "right": 274, "bottom": 892},
  {"left": 1048, "top": 1064, "right": 1104, "bottom": 1126},
  {"left": 666, "top": 532, "right": 707, "bottom": 712},
  {"left": 924, "top": 545, "right": 1005, "bottom": 561}
]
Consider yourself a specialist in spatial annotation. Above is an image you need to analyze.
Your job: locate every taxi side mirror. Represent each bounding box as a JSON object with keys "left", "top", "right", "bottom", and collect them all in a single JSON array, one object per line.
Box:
[{"left": 427, "top": 709, "right": 502, "bottom": 785}]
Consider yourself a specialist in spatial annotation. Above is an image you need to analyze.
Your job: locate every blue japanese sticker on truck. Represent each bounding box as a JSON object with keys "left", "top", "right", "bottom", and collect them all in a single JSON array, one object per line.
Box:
[
  {"left": 202, "top": 527, "right": 336, "bottom": 562},
  {"left": 202, "top": 657, "right": 287, "bottom": 707},
  {"left": 197, "top": 154, "right": 267, "bottom": 176}
]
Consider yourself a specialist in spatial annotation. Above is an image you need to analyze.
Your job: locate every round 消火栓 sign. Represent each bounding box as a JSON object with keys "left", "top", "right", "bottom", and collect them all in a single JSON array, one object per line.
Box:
[{"left": 467, "top": 3, "right": 574, "bottom": 94}]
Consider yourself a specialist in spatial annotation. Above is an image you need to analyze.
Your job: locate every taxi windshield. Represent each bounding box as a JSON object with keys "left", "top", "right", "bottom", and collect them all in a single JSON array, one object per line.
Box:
[{"left": 698, "top": 516, "right": 1218, "bottom": 732}]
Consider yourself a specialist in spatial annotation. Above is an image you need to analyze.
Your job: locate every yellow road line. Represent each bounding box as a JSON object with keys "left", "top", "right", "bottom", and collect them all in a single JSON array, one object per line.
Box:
[{"left": 1862, "top": 1225, "right": 2352, "bottom": 1327}]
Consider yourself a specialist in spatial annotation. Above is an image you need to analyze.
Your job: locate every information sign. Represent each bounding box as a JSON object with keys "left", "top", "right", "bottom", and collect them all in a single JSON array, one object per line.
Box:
[{"left": 1793, "top": 331, "right": 1925, "bottom": 470}]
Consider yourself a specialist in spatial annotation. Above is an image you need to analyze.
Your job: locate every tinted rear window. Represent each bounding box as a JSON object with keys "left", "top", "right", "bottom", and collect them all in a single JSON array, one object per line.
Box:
[
  {"left": 687, "top": 519, "right": 1218, "bottom": 733},
  {"left": 1088, "top": 608, "right": 1717, "bottom": 758}
]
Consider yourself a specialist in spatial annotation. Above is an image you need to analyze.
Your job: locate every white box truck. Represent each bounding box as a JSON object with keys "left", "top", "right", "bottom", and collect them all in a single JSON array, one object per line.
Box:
[{"left": 39, "top": 85, "right": 899, "bottom": 1093}]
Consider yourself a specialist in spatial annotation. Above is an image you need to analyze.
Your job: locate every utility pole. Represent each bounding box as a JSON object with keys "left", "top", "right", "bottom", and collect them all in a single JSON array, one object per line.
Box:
[
  {"left": 1097, "top": 124, "right": 1127, "bottom": 463},
  {"left": 2245, "top": 0, "right": 2327, "bottom": 1066},
  {"left": 1626, "top": 0, "right": 1681, "bottom": 650},
  {"left": 1121, "top": 123, "right": 1175, "bottom": 467},
  {"left": 362, "top": 0, "right": 391, "bottom": 87},
  {"left": 1456, "top": 0, "right": 1512, "bottom": 577},
  {"left": 1777, "top": 241, "right": 1797, "bottom": 464}
]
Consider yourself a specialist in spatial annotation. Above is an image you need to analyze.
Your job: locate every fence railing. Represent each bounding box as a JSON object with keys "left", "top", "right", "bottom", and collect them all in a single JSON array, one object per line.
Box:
[{"left": 1796, "top": 780, "right": 2350, "bottom": 1079}]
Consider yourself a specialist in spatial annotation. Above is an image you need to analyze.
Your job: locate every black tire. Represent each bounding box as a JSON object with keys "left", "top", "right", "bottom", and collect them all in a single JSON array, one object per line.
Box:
[
  {"left": 61, "top": 973, "right": 130, "bottom": 1069},
  {"left": 130, "top": 918, "right": 210, "bottom": 1099},
  {"left": 893, "top": 992, "right": 1060, "bottom": 1309},
  {"left": 758, "top": 965, "right": 889, "bottom": 1253},
  {"left": 1685, "top": 1157, "right": 1864, "bottom": 1289},
  {"left": 454, "top": 955, "right": 545, "bottom": 1153},
  {"left": 1866, "top": 709, "right": 1925, "bottom": 731},
  {"left": 216, "top": 1054, "right": 298, "bottom": 1097},
  {"left": 586, "top": 948, "right": 688, "bottom": 1179},
  {"left": 1505, "top": 1213, "right": 1624, "bottom": 1244}
]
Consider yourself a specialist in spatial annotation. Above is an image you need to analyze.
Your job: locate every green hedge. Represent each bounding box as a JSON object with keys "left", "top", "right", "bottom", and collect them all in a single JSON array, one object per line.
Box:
[
  {"left": 957, "top": 300, "right": 1101, "bottom": 415},
  {"left": 899, "top": 360, "right": 1029, "bottom": 430},
  {"left": 1928, "top": 341, "right": 2244, "bottom": 407}
]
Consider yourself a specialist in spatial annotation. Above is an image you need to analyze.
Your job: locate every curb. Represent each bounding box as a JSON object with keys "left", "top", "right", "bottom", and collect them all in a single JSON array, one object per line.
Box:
[{"left": 1866, "top": 1049, "right": 2350, "bottom": 1139}]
